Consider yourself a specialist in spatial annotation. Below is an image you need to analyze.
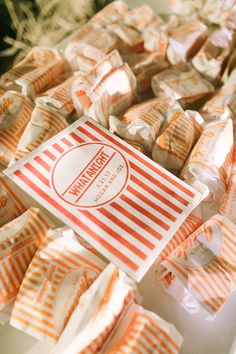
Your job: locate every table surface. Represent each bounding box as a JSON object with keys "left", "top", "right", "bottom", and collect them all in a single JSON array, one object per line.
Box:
[{"left": 1, "top": 1, "right": 236, "bottom": 353}]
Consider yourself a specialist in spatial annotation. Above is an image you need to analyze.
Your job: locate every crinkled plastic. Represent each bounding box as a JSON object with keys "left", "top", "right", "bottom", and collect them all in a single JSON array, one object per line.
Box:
[
  {"left": 10, "top": 227, "right": 106, "bottom": 343},
  {"left": 0, "top": 208, "right": 53, "bottom": 324}
]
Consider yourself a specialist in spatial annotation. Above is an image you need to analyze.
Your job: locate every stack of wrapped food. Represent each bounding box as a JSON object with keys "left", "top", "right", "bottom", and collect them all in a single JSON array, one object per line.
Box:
[{"left": 0, "top": 0, "right": 236, "bottom": 352}]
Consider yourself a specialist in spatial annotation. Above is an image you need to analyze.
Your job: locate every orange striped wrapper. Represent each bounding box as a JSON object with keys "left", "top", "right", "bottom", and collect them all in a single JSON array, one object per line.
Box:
[
  {"left": 0, "top": 91, "right": 34, "bottom": 166},
  {"left": 200, "top": 83, "right": 236, "bottom": 121},
  {"left": 1, "top": 47, "right": 65, "bottom": 99},
  {"left": 167, "top": 20, "right": 208, "bottom": 65},
  {"left": 181, "top": 119, "right": 234, "bottom": 220},
  {"left": 54, "top": 263, "right": 139, "bottom": 354},
  {"left": 143, "top": 20, "right": 168, "bottom": 56},
  {"left": 123, "top": 5, "right": 158, "bottom": 33},
  {"left": 152, "top": 110, "right": 204, "bottom": 171},
  {"left": 156, "top": 212, "right": 203, "bottom": 264},
  {"left": 107, "top": 23, "right": 144, "bottom": 54},
  {"left": 12, "top": 103, "right": 68, "bottom": 162},
  {"left": 100, "top": 303, "right": 183, "bottom": 354},
  {"left": 161, "top": 214, "right": 236, "bottom": 315},
  {"left": 0, "top": 173, "right": 27, "bottom": 227},
  {"left": 0, "top": 208, "right": 53, "bottom": 324},
  {"left": 36, "top": 74, "right": 79, "bottom": 117},
  {"left": 72, "top": 50, "right": 136, "bottom": 128},
  {"left": 123, "top": 51, "right": 169, "bottom": 94},
  {"left": 10, "top": 227, "right": 106, "bottom": 343},
  {"left": 63, "top": 43, "right": 105, "bottom": 72},
  {"left": 192, "top": 28, "right": 233, "bottom": 82},
  {"left": 152, "top": 63, "right": 214, "bottom": 108},
  {"left": 0, "top": 86, "right": 6, "bottom": 98},
  {"left": 220, "top": 144, "right": 236, "bottom": 223},
  {"left": 109, "top": 97, "right": 177, "bottom": 153},
  {"left": 122, "top": 138, "right": 145, "bottom": 154}
]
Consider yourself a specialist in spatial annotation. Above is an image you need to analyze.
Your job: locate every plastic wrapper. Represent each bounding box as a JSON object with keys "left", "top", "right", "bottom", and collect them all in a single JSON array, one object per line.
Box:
[
  {"left": 63, "top": 42, "right": 105, "bottom": 72},
  {"left": 160, "top": 214, "right": 236, "bottom": 316},
  {"left": 152, "top": 110, "right": 204, "bottom": 172},
  {"left": 100, "top": 303, "right": 183, "bottom": 354},
  {"left": 200, "top": 83, "right": 236, "bottom": 122},
  {"left": 156, "top": 212, "right": 203, "bottom": 264},
  {"left": 220, "top": 145, "right": 236, "bottom": 223},
  {"left": 36, "top": 74, "right": 79, "bottom": 117},
  {"left": 88, "top": 0, "right": 129, "bottom": 27},
  {"left": 199, "top": 0, "right": 236, "bottom": 28},
  {"left": 152, "top": 63, "right": 214, "bottom": 108},
  {"left": 222, "top": 49, "right": 236, "bottom": 83},
  {"left": 167, "top": 20, "right": 208, "bottom": 65},
  {"left": 0, "top": 208, "right": 53, "bottom": 324},
  {"left": 0, "top": 173, "right": 27, "bottom": 227},
  {"left": 122, "top": 138, "right": 145, "bottom": 153},
  {"left": 181, "top": 119, "right": 234, "bottom": 220},
  {"left": 192, "top": 28, "right": 233, "bottom": 82},
  {"left": 72, "top": 50, "right": 136, "bottom": 128},
  {"left": 123, "top": 51, "right": 169, "bottom": 94},
  {"left": 12, "top": 103, "right": 68, "bottom": 162},
  {"left": 0, "top": 85, "right": 6, "bottom": 98},
  {"left": 0, "top": 91, "right": 34, "bottom": 166},
  {"left": 54, "top": 263, "right": 139, "bottom": 353},
  {"left": 10, "top": 227, "right": 106, "bottom": 343},
  {"left": 109, "top": 96, "right": 179, "bottom": 153},
  {"left": 123, "top": 4, "right": 160, "bottom": 32},
  {"left": 143, "top": 21, "right": 169, "bottom": 56},
  {"left": 107, "top": 23, "right": 144, "bottom": 53},
  {"left": 1, "top": 47, "right": 65, "bottom": 99}
]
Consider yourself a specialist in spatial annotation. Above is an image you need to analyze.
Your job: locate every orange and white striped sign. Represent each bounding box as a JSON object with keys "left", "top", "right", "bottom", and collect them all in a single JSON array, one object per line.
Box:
[
  {"left": 5, "top": 117, "right": 202, "bottom": 281},
  {"left": 101, "top": 303, "right": 183, "bottom": 354},
  {"left": 0, "top": 208, "right": 52, "bottom": 321},
  {"left": 161, "top": 214, "right": 236, "bottom": 315},
  {"left": 56, "top": 263, "right": 139, "bottom": 354},
  {"left": 10, "top": 227, "right": 106, "bottom": 343}
]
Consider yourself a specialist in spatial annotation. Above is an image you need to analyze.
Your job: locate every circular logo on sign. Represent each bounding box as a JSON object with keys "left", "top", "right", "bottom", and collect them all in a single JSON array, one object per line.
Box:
[
  {"left": 171, "top": 221, "right": 223, "bottom": 268},
  {"left": 51, "top": 142, "right": 129, "bottom": 208}
]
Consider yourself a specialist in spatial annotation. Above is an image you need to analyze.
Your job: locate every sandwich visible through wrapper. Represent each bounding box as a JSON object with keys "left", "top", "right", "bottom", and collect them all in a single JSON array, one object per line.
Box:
[
  {"left": 54, "top": 263, "right": 139, "bottom": 353},
  {"left": 0, "top": 208, "right": 53, "bottom": 324},
  {"left": 10, "top": 227, "right": 106, "bottom": 343},
  {"left": 160, "top": 214, "right": 236, "bottom": 316}
]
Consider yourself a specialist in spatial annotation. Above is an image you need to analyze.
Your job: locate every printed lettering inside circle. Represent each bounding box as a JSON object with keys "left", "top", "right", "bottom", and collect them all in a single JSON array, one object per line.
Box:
[{"left": 51, "top": 142, "right": 129, "bottom": 208}]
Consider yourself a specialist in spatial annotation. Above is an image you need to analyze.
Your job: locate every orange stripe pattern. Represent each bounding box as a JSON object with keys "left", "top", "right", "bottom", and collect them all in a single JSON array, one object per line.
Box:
[
  {"left": 14, "top": 104, "right": 68, "bottom": 160},
  {"left": 102, "top": 304, "right": 183, "bottom": 354},
  {"left": 0, "top": 208, "right": 51, "bottom": 313},
  {"left": 161, "top": 214, "right": 236, "bottom": 315},
  {"left": 0, "top": 91, "right": 34, "bottom": 165},
  {"left": 10, "top": 227, "right": 106, "bottom": 343},
  {"left": 1, "top": 48, "right": 65, "bottom": 99},
  {"left": 152, "top": 111, "right": 203, "bottom": 170}
]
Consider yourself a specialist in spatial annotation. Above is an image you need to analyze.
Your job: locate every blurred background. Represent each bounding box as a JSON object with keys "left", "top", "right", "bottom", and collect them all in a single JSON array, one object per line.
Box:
[{"left": 0, "top": 0, "right": 114, "bottom": 74}]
